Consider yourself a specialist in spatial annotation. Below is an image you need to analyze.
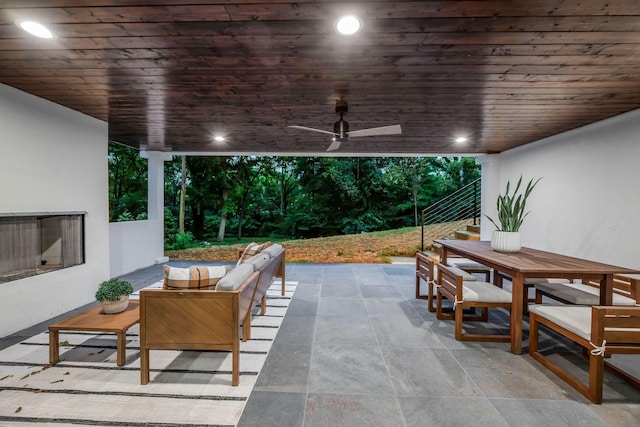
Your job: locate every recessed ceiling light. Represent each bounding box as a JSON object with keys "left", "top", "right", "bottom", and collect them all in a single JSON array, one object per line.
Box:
[
  {"left": 455, "top": 137, "right": 468, "bottom": 144},
  {"left": 16, "top": 20, "right": 55, "bottom": 39},
  {"left": 335, "top": 15, "right": 362, "bottom": 35},
  {"left": 213, "top": 135, "right": 225, "bottom": 142}
]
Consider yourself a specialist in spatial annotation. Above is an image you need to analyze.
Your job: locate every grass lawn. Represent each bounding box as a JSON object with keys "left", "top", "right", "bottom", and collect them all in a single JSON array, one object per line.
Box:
[{"left": 166, "top": 219, "right": 474, "bottom": 263}]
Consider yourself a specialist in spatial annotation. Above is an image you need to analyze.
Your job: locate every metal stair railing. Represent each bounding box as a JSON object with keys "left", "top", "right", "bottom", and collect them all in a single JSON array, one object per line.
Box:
[{"left": 420, "top": 178, "right": 481, "bottom": 251}]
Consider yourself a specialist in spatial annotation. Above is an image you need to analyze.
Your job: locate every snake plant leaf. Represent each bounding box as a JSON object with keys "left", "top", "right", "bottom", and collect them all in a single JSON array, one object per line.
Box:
[{"left": 484, "top": 176, "right": 541, "bottom": 232}]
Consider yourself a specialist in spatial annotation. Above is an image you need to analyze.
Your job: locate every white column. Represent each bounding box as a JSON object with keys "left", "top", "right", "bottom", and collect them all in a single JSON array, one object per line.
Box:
[
  {"left": 475, "top": 154, "right": 501, "bottom": 240},
  {"left": 141, "top": 151, "right": 172, "bottom": 263}
]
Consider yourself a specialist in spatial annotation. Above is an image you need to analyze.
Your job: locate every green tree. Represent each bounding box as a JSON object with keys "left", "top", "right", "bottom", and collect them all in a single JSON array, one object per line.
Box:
[{"left": 108, "top": 141, "right": 147, "bottom": 222}]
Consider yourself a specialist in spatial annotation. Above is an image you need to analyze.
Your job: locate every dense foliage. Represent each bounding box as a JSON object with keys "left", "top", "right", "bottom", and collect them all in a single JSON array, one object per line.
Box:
[
  {"left": 108, "top": 142, "right": 148, "bottom": 221},
  {"left": 108, "top": 142, "right": 480, "bottom": 249},
  {"left": 95, "top": 278, "right": 134, "bottom": 302}
]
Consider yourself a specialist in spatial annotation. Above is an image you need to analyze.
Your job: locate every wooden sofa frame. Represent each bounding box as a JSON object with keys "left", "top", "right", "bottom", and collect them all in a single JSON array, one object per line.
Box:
[
  {"left": 530, "top": 305, "right": 640, "bottom": 403},
  {"left": 250, "top": 251, "right": 285, "bottom": 315},
  {"left": 140, "top": 271, "right": 259, "bottom": 386}
]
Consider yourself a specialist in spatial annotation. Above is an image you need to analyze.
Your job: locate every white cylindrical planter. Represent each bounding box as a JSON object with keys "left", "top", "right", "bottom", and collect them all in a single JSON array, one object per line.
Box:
[{"left": 491, "top": 231, "right": 521, "bottom": 253}]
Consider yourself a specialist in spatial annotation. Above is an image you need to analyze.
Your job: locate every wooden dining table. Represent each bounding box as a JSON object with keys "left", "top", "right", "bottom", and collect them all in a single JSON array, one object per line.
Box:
[{"left": 435, "top": 239, "right": 640, "bottom": 354}]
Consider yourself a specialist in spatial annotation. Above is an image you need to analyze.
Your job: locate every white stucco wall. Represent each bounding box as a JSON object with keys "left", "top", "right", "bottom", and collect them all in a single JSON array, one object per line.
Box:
[
  {"left": 481, "top": 109, "right": 640, "bottom": 269},
  {"left": 109, "top": 219, "right": 165, "bottom": 277},
  {"left": 0, "top": 84, "right": 110, "bottom": 337},
  {"left": 108, "top": 151, "right": 169, "bottom": 278}
]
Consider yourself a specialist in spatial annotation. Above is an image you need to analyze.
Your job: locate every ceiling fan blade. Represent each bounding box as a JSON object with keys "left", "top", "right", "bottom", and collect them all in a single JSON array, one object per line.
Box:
[
  {"left": 326, "top": 140, "right": 342, "bottom": 152},
  {"left": 288, "top": 125, "right": 337, "bottom": 136},
  {"left": 348, "top": 124, "right": 402, "bottom": 138}
]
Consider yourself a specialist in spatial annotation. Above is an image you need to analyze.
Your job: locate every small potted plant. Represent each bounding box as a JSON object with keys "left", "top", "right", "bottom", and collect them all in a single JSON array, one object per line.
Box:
[
  {"left": 484, "top": 175, "right": 541, "bottom": 252},
  {"left": 95, "top": 278, "right": 134, "bottom": 314}
]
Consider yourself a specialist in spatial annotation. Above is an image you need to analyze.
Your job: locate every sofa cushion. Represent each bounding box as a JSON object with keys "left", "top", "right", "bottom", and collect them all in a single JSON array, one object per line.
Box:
[
  {"left": 262, "top": 243, "right": 284, "bottom": 258},
  {"left": 237, "top": 241, "right": 272, "bottom": 266},
  {"left": 216, "top": 263, "right": 255, "bottom": 291},
  {"left": 245, "top": 252, "right": 271, "bottom": 270},
  {"left": 163, "top": 265, "right": 231, "bottom": 290}
]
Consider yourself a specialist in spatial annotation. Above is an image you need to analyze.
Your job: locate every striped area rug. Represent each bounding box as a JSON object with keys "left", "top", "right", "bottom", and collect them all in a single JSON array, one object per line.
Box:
[{"left": 0, "top": 280, "right": 297, "bottom": 426}]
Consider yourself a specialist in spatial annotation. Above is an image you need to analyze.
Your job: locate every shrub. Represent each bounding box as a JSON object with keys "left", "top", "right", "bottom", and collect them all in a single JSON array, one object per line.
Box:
[{"left": 95, "top": 279, "right": 133, "bottom": 302}]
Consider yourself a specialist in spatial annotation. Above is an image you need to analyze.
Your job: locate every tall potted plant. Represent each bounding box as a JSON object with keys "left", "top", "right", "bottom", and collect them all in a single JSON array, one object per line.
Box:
[{"left": 484, "top": 175, "right": 541, "bottom": 252}]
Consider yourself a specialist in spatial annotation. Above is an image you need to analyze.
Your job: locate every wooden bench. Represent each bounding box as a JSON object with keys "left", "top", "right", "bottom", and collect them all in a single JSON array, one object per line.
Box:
[
  {"left": 529, "top": 304, "right": 640, "bottom": 403},
  {"left": 436, "top": 264, "right": 512, "bottom": 342},
  {"left": 494, "top": 271, "right": 572, "bottom": 314},
  {"left": 535, "top": 274, "right": 639, "bottom": 307}
]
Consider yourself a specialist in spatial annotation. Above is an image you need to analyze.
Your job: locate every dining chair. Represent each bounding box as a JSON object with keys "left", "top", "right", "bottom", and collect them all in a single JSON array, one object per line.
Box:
[
  {"left": 415, "top": 252, "right": 480, "bottom": 313},
  {"left": 436, "top": 264, "right": 513, "bottom": 342}
]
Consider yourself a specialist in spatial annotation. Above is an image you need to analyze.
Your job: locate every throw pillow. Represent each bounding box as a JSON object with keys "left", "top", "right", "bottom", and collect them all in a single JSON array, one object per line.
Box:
[
  {"left": 163, "top": 265, "right": 232, "bottom": 289},
  {"left": 163, "top": 265, "right": 199, "bottom": 289},
  {"left": 190, "top": 265, "right": 232, "bottom": 288},
  {"left": 236, "top": 241, "right": 272, "bottom": 266}
]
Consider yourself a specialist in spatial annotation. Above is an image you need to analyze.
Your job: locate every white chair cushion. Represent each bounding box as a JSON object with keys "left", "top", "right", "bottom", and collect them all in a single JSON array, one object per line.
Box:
[
  {"left": 441, "top": 265, "right": 477, "bottom": 281},
  {"left": 536, "top": 282, "right": 637, "bottom": 306},
  {"left": 523, "top": 278, "right": 571, "bottom": 285},
  {"left": 529, "top": 305, "right": 592, "bottom": 340},
  {"left": 463, "top": 281, "right": 512, "bottom": 303},
  {"left": 450, "top": 262, "right": 491, "bottom": 272}
]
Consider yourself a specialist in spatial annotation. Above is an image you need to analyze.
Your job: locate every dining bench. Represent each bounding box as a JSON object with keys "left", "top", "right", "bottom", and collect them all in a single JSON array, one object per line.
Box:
[
  {"left": 535, "top": 274, "right": 640, "bottom": 307},
  {"left": 529, "top": 304, "right": 640, "bottom": 403}
]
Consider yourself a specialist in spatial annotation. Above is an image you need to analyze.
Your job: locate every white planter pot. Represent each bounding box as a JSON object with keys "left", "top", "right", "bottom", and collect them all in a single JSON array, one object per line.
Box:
[
  {"left": 491, "top": 231, "right": 521, "bottom": 253},
  {"left": 100, "top": 295, "right": 129, "bottom": 314}
]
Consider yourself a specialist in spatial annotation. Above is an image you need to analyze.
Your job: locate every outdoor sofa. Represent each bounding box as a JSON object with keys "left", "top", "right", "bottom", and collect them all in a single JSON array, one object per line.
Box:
[{"left": 139, "top": 243, "right": 285, "bottom": 386}]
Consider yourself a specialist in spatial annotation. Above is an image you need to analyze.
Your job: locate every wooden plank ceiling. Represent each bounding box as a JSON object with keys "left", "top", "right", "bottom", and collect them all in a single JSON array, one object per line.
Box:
[{"left": 2, "top": 1, "right": 640, "bottom": 155}]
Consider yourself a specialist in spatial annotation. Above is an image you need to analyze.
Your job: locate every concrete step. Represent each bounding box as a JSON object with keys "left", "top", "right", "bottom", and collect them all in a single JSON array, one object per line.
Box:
[
  {"left": 454, "top": 230, "right": 480, "bottom": 240},
  {"left": 418, "top": 250, "right": 440, "bottom": 262},
  {"left": 467, "top": 224, "right": 480, "bottom": 233}
]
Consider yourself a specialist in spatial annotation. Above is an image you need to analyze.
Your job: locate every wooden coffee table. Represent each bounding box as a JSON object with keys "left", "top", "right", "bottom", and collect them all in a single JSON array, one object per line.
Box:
[{"left": 48, "top": 300, "right": 139, "bottom": 366}]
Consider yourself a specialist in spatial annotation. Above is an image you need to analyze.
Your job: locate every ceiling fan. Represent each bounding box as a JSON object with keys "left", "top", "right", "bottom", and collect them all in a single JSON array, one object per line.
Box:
[{"left": 288, "top": 100, "right": 402, "bottom": 151}]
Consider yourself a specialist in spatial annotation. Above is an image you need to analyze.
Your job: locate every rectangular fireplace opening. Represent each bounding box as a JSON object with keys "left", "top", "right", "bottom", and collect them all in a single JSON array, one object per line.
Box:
[{"left": 0, "top": 213, "right": 85, "bottom": 283}]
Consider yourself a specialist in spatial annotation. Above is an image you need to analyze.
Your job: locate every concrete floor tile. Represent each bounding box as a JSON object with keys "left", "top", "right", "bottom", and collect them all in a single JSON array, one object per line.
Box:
[
  {"left": 309, "top": 344, "right": 394, "bottom": 395},
  {"left": 238, "top": 391, "right": 306, "bottom": 427},
  {"left": 381, "top": 347, "right": 481, "bottom": 397},
  {"left": 399, "top": 395, "right": 509, "bottom": 427},
  {"left": 305, "top": 393, "right": 405, "bottom": 427},
  {"left": 490, "top": 398, "right": 610, "bottom": 427}
]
